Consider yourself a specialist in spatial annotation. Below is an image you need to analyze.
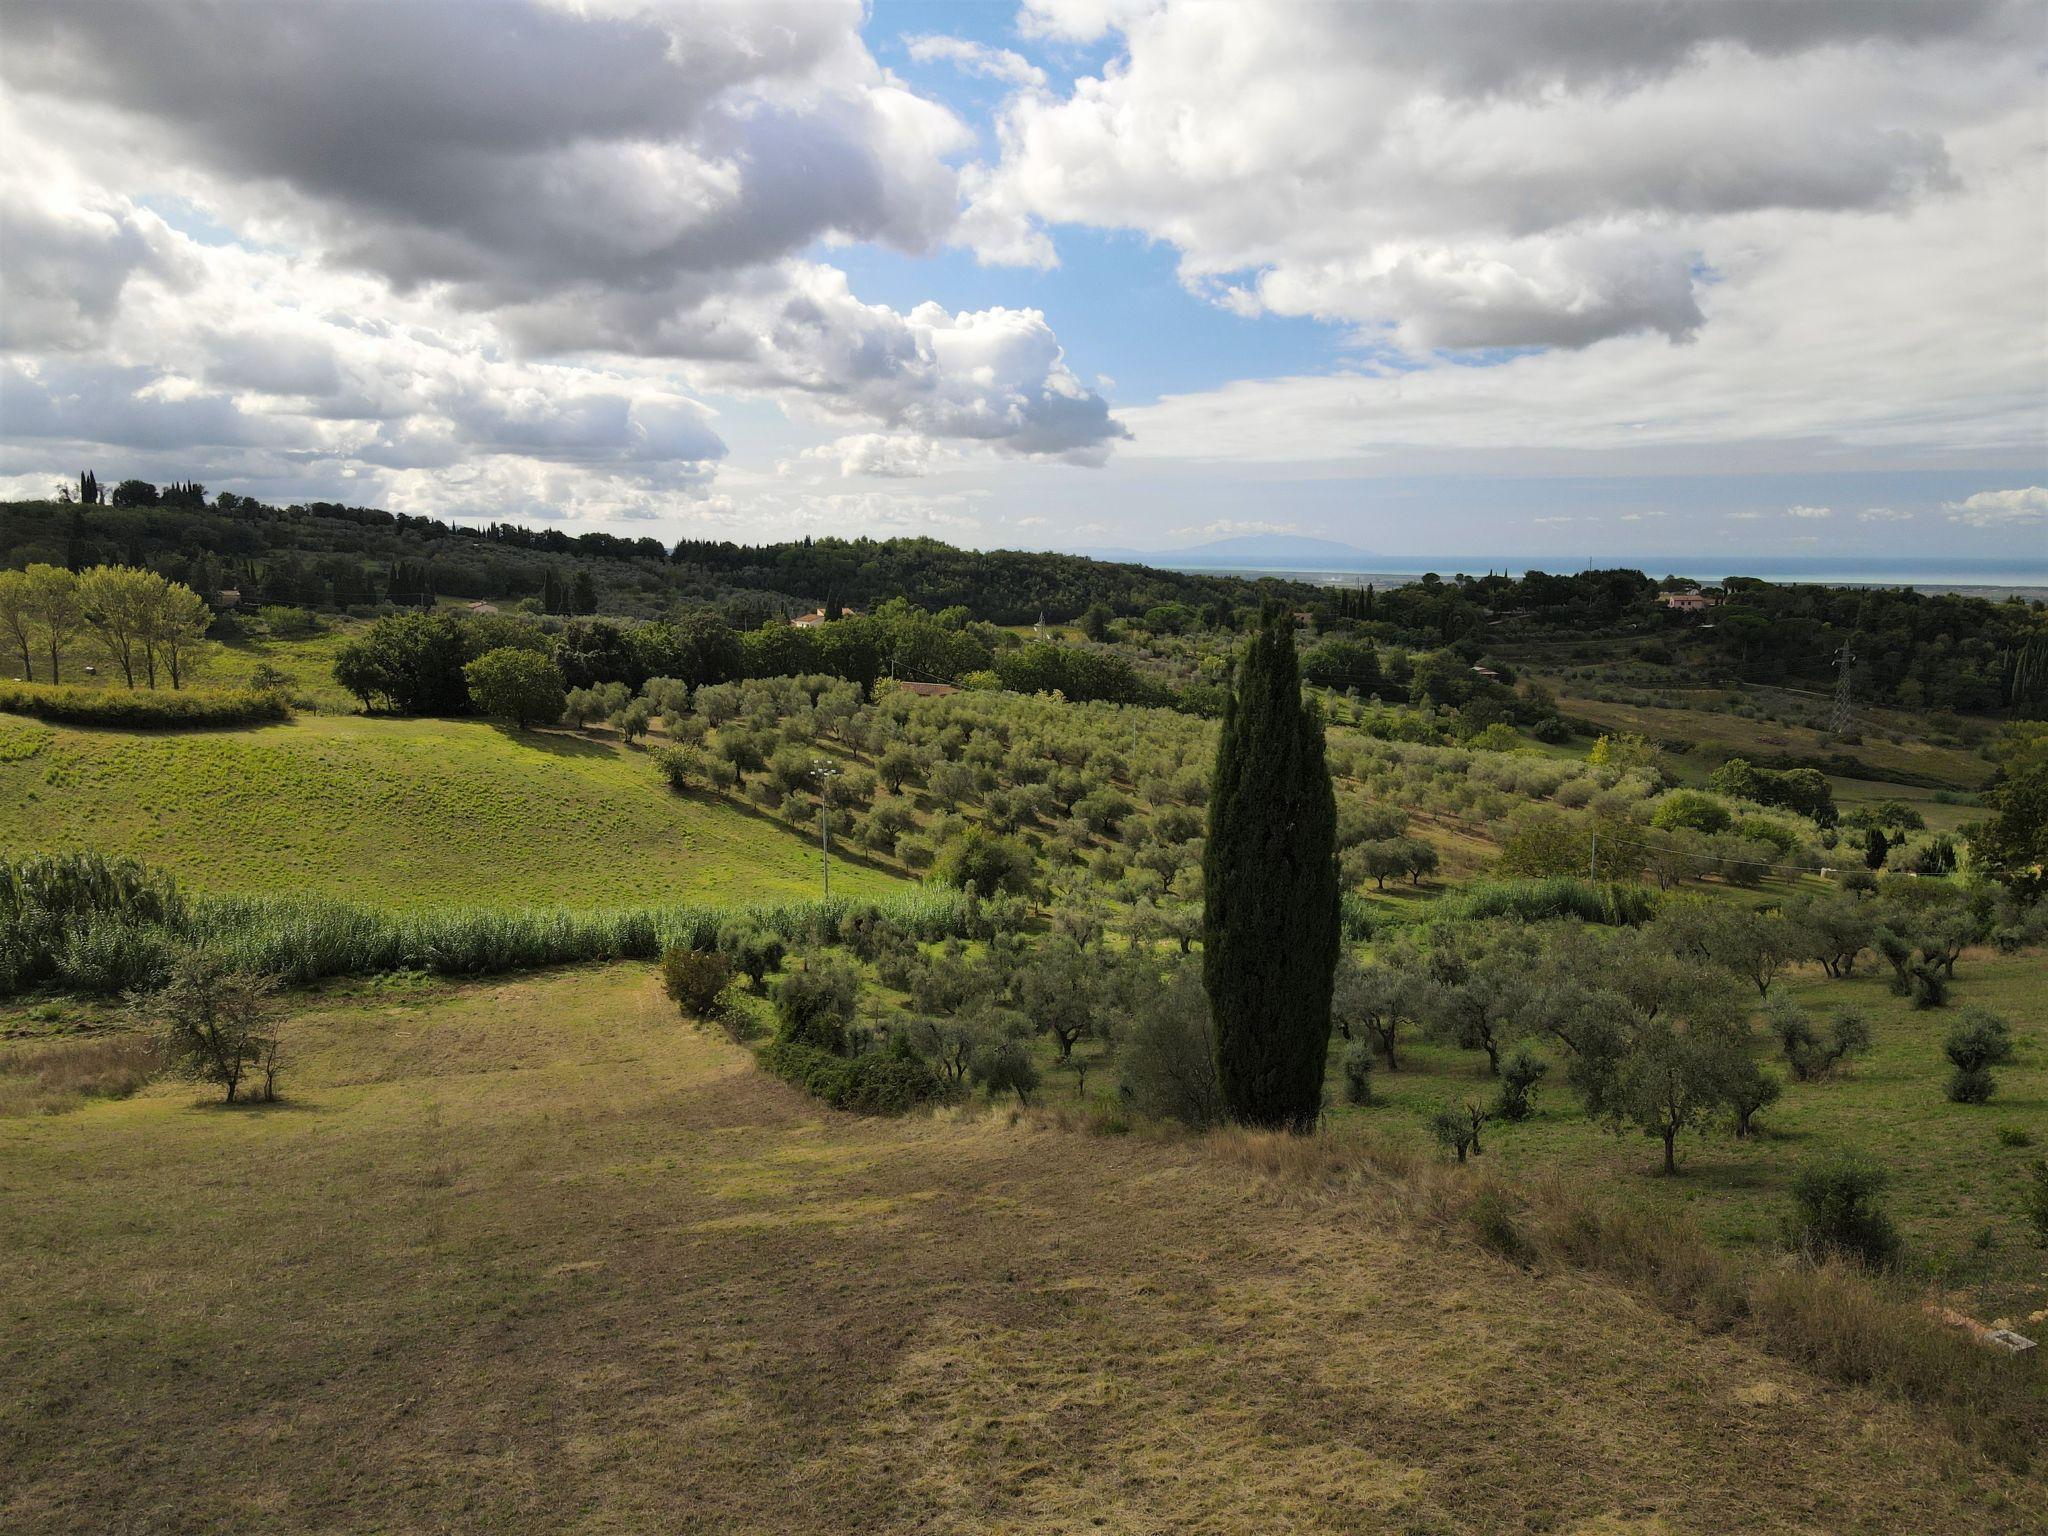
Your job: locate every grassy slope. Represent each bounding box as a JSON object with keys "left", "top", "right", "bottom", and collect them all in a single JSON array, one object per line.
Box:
[
  {"left": 3, "top": 966, "right": 2039, "bottom": 1534},
  {"left": 0, "top": 711, "right": 903, "bottom": 908},
  {"left": 1536, "top": 678, "right": 1993, "bottom": 788}
]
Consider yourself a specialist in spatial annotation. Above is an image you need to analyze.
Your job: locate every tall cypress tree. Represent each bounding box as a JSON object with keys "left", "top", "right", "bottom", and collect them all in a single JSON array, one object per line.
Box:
[{"left": 1203, "top": 606, "right": 1340, "bottom": 1131}]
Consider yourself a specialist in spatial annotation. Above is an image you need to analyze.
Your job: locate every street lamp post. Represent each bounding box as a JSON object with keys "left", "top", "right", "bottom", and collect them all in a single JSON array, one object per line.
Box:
[{"left": 809, "top": 760, "right": 841, "bottom": 902}]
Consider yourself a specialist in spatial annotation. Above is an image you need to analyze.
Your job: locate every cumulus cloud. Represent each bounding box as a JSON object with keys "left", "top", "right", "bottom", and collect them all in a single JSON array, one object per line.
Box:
[
  {"left": 972, "top": 1, "right": 2034, "bottom": 350},
  {"left": 1785, "top": 505, "right": 1833, "bottom": 519},
  {"left": 0, "top": 0, "right": 1123, "bottom": 518},
  {"left": 1859, "top": 507, "right": 1914, "bottom": 523},
  {"left": 1942, "top": 486, "right": 2048, "bottom": 526},
  {"left": 809, "top": 433, "right": 950, "bottom": 479},
  {"left": 907, "top": 35, "right": 1048, "bottom": 90}
]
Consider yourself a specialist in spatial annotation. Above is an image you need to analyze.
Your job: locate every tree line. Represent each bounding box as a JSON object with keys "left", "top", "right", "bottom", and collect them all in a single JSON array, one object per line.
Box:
[{"left": 0, "top": 564, "right": 213, "bottom": 688}]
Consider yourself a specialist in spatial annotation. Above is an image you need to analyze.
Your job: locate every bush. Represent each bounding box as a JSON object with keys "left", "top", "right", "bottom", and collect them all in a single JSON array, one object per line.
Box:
[
  {"left": 0, "top": 682, "right": 291, "bottom": 728},
  {"left": 1651, "top": 790, "right": 1731, "bottom": 836},
  {"left": 660, "top": 946, "right": 730, "bottom": 1017},
  {"left": 1341, "top": 1039, "right": 1374, "bottom": 1104},
  {"left": 1492, "top": 1041, "right": 1547, "bottom": 1121},
  {"left": 655, "top": 744, "right": 705, "bottom": 791},
  {"left": 1426, "top": 877, "right": 1656, "bottom": 928},
  {"left": 1787, "top": 1155, "right": 1900, "bottom": 1268},
  {"left": 773, "top": 957, "right": 861, "bottom": 1052},
  {"left": 1469, "top": 1185, "right": 1536, "bottom": 1266},
  {"left": 971, "top": 1036, "right": 1040, "bottom": 1105},
  {"left": 1943, "top": 1009, "right": 2014, "bottom": 1104},
  {"left": 1430, "top": 1103, "right": 1480, "bottom": 1162},
  {"left": 1119, "top": 967, "right": 1225, "bottom": 1128},
  {"left": 758, "top": 1036, "right": 948, "bottom": 1114},
  {"left": 716, "top": 921, "right": 787, "bottom": 991}
]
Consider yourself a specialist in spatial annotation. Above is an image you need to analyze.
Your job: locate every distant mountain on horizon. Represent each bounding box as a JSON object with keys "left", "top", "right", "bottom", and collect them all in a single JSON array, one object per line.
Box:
[{"left": 1071, "top": 533, "right": 1378, "bottom": 570}]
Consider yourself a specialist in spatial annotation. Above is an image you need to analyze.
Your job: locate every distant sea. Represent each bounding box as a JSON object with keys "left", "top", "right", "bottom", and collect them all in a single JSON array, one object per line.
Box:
[{"left": 1156, "top": 555, "right": 2048, "bottom": 598}]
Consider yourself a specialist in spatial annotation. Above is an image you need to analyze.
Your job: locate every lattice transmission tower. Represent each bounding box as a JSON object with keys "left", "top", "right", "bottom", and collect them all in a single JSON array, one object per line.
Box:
[{"left": 1829, "top": 644, "right": 1856, "bottom": 734}]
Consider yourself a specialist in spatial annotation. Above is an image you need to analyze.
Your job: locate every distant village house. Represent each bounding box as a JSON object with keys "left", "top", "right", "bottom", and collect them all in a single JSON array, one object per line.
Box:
[{"left": 791, "top": 606, "right": 862, "bottom": 628}]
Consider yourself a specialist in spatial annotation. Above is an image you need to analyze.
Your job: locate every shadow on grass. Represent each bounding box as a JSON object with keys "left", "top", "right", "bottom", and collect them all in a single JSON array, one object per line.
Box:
[
  {"left": 493, "top": 724, "right": 616, "bottom": 760},
  {"left": 657, "top": 781, "right": 907, "bottom": 882},
  {"left": 189, "top": 1096, "right": 324, "bottom": 1116}
]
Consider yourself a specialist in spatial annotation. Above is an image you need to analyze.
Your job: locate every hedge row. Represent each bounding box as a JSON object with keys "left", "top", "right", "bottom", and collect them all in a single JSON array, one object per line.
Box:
[
  {"left": 0, "top": 682, "right": 292, "bottom": 728},
  {"left": 756, "top": 1036, "right": 952, "bottom": 1115}
]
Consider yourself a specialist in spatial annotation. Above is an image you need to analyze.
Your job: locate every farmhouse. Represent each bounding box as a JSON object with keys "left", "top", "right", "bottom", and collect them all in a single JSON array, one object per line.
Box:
[
  {"left": 1659, "top": 590, "right": 1715, "bottom": 613},
  {"left": 791, "top": 606, "right": 863, "bottom": 628}
]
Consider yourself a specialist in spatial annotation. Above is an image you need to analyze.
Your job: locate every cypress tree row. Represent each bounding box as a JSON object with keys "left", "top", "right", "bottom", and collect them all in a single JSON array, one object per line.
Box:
[{"left": 1202, "top": 606, "right": 1341, "bottom": 1131}]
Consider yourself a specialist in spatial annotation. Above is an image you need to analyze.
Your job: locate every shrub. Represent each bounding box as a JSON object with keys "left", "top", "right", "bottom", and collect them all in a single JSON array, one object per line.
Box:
[
  {"left": 1430, "top": 1103, "right": 1480, "bottom": 1162},
  {"left": 1492, "top": 1041, "right": 1547, "bottom": 1121},
  {"left": 1469, "top": 1185, "right": 1536, "bottom": 1266},
  {"left": 1787, "top": 1155, "right": 1900, "bottom": 1268},
  {"left": 1119, "top": 967, "right": 1225, "bottom": 1128},
  {"left": 1341, "top": 1039, "right": 1374, "bottom": 1104},
  {"left": 971, "top": 1036, "right": 1040, "bottom": 1105},
  {"left": 0, "top": 682, "right": 291, "bottom": 728},
  {"left": 1426, "top": 877, "right": 1656, "bottom": 928},
  {"left": 774, "top": 957, "right": 861, "bottom": 1053},
  {"left": 1651, "top": 790, "right": 1731, "bottom": 836},
  {"left": 1943, "top": 1009, "right": 2014, "bottom": 1104},
  {"left": 660, "top": 946, "right": 730, "bottom": 1018},
  {"left": 655, "top": 745, "right": 705, "bottom": 791},
  {"left": 715, "top": 921, "right": 787, "bottom": 991},
  {"left": 758, "top": 1036, "right": 947, "bottom": 1114}
]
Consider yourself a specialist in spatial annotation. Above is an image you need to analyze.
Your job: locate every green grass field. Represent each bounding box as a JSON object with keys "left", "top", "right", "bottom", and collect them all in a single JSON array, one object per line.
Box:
[
  {"left": 3, "top": 966, "right": 2037, "bottom": 1533},
  {"left": 0, "top": 711, "right": 904, "bottom": 908}
]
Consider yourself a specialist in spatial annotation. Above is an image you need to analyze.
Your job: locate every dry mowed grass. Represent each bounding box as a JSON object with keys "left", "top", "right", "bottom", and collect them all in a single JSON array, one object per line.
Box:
[{"left": 4, "top": 967, "right": 2040, "bottom": 1533}]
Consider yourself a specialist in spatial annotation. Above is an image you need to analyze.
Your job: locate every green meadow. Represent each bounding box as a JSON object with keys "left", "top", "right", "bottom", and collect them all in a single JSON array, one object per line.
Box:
[{"left": 0, "top": 711, "right": 902, "bottom": 908}]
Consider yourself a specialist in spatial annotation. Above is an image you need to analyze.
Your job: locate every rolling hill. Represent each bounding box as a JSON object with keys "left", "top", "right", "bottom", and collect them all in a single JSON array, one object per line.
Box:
[{"left": 0, "top": 712, "right": 897, "bottom": 909}]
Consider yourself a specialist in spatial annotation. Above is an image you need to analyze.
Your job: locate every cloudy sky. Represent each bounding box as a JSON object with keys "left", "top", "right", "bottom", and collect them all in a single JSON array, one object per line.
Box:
[{"left": 1, "top": 0, "right": 2043, "bottom": 562}]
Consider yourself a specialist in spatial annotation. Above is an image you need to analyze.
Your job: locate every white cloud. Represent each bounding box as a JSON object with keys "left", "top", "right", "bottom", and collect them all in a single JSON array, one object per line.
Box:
[
  {"left": 1108, "top": 101, "right": 2045, "bottom": 473},
  {"left": 808, "top": 432, "right": 949, "bottom": 479},
  {"left": 0, "top": 0, "right": 1124, "bottom": 518},
  {"left": 1785, "top": 504, "right": 1833, "bottom": 519},
  {"left": 1942, "top": 486, "right": 2048, "bottom": 527},
  {"left": 906, "top": 35, "right": 1047, "bottom": 90},
  {"left": 1858, "top": 507, "right": 1914, "bottom": 522},
  {"left": 971, "top": 1, "right": 2037, "bottom": 351},
  {"left": 1727, "top": 511, "right": 1762, "bottom": 521}
]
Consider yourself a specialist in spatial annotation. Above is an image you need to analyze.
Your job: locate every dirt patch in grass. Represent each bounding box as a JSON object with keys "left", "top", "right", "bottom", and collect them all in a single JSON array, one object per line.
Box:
[{"left": 2, "top": 966, "right": 2039, "bottom": 1533}]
